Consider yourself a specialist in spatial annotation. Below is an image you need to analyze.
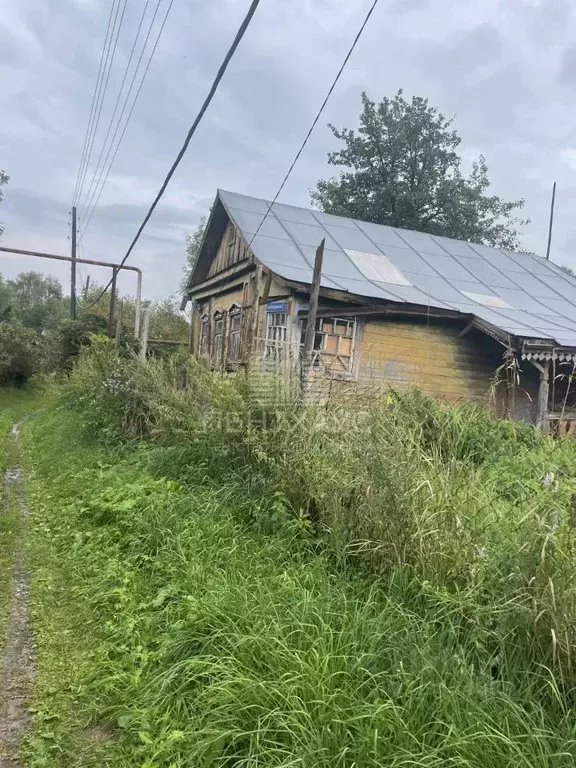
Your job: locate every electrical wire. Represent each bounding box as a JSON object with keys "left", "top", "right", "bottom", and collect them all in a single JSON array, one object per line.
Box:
[
  {"left": 77, "top": 0, "right": 158, "bottom": 224},
  {"left": 72, "top": 0, "right": 119, "bottom": 208},
  {"left": 78, "top": 0, "right": 169, "bottom": 235},
  {"left": 75, "top": 0, "right": 129, "bottom": 210},
  {"left": 247, "top": 0, "right": 381, "bottom": 249},
  {"left": 82, "top": 0, "right": 262, "bottom": 311}
]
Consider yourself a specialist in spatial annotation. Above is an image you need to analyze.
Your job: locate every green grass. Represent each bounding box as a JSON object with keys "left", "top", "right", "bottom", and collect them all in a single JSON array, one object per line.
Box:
[{"left": 19, "top": 395, "right": 576, "bottom": 767}]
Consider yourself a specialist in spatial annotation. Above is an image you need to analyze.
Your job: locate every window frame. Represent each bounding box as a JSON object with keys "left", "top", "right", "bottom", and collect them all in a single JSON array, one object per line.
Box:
[
  {"left": 213, "top": 311, "right": 225, "bottom": 367},
  {"left": 227, "top": 304, "right": 242, "bottom": 364},
  {"left": 300, "top": 315, "right": 359, "bottom": 380},
  {"left": 199, "top": 313, "right": 210, "bottom": 357}
]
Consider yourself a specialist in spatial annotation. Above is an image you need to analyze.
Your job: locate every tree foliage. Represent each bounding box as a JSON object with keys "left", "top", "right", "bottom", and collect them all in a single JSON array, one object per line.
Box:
[
  {"left": 0, "top": 169, "right": 8, "bottom": 237},
  {"left": 181, "top": 217, "right": 207, "bottom": 291},
  {"left": 312, "top": 91, "right": 527, "bottom": 249},
  {"left": 0, "top": 322, "right": 38, "bottom": 386}
]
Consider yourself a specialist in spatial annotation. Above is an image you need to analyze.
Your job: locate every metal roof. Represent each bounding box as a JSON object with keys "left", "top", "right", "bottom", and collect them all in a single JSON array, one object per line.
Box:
[{"left": 218, "top": 189, "right": 576, "bottom": 351}]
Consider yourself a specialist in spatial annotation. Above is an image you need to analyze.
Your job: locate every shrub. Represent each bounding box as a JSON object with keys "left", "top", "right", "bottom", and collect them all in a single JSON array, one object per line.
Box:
[{"left": 0, "top": 321, "right": 38, "bottom": 386}]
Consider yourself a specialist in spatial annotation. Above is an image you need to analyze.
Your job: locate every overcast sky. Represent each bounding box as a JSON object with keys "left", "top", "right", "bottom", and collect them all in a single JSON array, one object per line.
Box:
[{"left": 1, "top": 0, "right": 576, "bottom": 300}]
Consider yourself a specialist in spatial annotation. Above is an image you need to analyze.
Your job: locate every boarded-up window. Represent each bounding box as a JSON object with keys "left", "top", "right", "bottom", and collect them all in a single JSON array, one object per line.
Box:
[
  {"left": 228, "top": 305, "right": 242, "bottom": 362},
  {"left": 199, "top": 314, "right": 210, "bottom": 357},
  {"left": 300, "top": 316, "right": 356, "bottom": 373}
]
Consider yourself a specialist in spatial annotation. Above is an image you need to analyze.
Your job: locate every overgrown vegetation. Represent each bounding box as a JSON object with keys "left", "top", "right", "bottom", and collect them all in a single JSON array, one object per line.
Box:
[
  {"left": 18, "top": 343, "right": 576, "bottom": 765},
  {"left": 0, "top": 270, "right": 188, "bottom": 385}
]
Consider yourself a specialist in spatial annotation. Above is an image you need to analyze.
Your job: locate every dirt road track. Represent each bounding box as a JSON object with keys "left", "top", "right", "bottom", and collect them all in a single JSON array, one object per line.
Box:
[{"left": 0, "top": 421, "right": 36, "bottom": 766}]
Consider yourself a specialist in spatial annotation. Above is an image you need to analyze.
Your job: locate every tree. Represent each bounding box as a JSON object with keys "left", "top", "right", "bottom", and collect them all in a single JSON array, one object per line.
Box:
[
  {"left": 0, "top": 169, "right": 8, "bottom": 237},
  {"left": 0, "top": 323, "right": 38, "bottom": 386},
  {"left": 181, "top": 217, "right": 207, "bottom": 291},
  {"left": 7, "top": 271, "right": 66, "bottom": 332},
  {"left": 312, "top": 91, "right": 527, "bottom": 249}
]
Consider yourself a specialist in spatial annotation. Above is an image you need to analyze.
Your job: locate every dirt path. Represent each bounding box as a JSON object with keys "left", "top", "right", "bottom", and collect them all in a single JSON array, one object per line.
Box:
[{"left": 0, "top": 421, "right": 35, "bottom": 767}]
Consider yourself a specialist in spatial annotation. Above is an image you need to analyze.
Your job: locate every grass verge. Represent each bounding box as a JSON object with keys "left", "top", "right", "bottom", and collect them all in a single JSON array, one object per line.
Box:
[{"left": 20, "top": 399, "right": 576, "bottom": 767}]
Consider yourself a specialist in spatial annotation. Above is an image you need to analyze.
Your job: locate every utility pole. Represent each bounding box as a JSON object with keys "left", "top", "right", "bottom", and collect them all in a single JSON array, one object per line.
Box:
[
  {"left": 545, "top": 181, "right": 556, "bottom": 261},
  {"left": 301, "top": 239, "right": 325, "bottom": 393},
  {"left": 71, "top": 206, "right": 77, "bottom": 319}
]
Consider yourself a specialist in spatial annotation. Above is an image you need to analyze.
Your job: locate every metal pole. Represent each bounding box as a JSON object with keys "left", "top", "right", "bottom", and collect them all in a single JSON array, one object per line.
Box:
[
  {"left": 71, "top": 206, "right": 77, "bottom": 319},
  {"left": 108, "top": 268, "right": 117, "bottom": 337},
  {"left": 0, "top": 245, "right": 142, "bottom": 337},
  {"left": 139, "top": 309, "right": 150, "bottom": 361},
  {"left": 545, "top": 181, "right": 556, "bottom": 260},
  {"left": 301, "top": 239, "right": 325, "bottom": 392}
]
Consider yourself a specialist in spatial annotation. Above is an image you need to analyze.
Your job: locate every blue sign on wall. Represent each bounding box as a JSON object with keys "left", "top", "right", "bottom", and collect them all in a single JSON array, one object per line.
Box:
[{"left": 266, "top": 300, "right": 288, "bottom": 313}]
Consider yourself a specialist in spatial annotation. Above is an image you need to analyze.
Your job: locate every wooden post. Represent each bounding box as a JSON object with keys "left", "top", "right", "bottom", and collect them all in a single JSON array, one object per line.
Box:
[
  {"left": 545, "top": 181, "right": 556, "bottom": 261},
  {"left": 108, "top": 267, "right": 118, "bottom": 336},
  {"left": 536, "top": 360, "right": 550, "bottom": 431},
  {"left": 245, "top": 265, "right": 263, "bottom": 369},
  {"left": 114, "top": 300, "right": 124, "bottom": 350},
  {"left": 139, "top": 309, "right": 150, "bottom": 361},
  {"left": 301, "top": 239, "right": 325, "bottom": 392}
]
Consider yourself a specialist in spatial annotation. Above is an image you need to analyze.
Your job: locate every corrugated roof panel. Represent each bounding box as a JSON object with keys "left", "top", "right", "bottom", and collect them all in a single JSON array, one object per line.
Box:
[{"left": 216, "top": 190, "right": 576, "bottom": 349}]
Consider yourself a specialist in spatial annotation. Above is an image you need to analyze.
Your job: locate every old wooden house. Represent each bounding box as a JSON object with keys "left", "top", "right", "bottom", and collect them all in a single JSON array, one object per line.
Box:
[{"left": 182, "top": 190, "right": 576, "bottom": 431}]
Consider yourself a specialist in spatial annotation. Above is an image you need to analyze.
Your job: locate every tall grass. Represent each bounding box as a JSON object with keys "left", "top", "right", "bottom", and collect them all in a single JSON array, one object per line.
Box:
[{"left": 20, "top": 342, "right": 576, "bottom": 765}]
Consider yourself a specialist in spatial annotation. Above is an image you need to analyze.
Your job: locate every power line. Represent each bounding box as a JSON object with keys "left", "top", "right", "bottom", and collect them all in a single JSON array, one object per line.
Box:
[
  {"left": 82, "top": 0, "right": 262, "bottom": 311},
  {"left": 77, "top": 0, "right": 157, "bottom": 223},
  {"left": 75, "top": 0, "right": 129, "bottom": 211},
  {"left": 78, "top": 0, "right": 169, "bottom": 235},
  {"left": 247, "top": 0, "right": 381, "bottom": 249},
  {"left": 72, "top": 0, "right": 119, "bottom": 208}
]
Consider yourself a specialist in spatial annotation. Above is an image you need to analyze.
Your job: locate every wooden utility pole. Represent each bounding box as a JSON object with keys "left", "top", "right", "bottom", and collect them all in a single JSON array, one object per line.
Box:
[
  {"left": 545, "top": 181, "right": 556, "bottom": 261},
  {"left": 83, "top": 275, "right": 90, "bottom": 301},
  {"left": 301, "top": 239, "right": 325, "bottom": 392},
  {"left": 139, "top": 309, "right": 151, "bottom": 361},
  {"left": 71, "top": 206, "right": 77, "bottom": 319},
  {"left": 108, "top": 267, "right": 118, "bottom": 336},
  {"left": 114, "top": 301, "right": 124, "bottom": 349}
]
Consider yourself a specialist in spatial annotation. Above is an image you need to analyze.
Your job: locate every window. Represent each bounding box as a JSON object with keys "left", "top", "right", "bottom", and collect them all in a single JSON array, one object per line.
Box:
[
  {"left": 300, "top": 316, "right": 357, "bottom": 374},
  {"left": 264, "top": 311, "right": 288, "bottom": 360},
  {"left": 228, "top": 306, "right": 242, "bottom": 362},
  {"left": 213, "top": 312, "right": 224, "bottom": 364},
  {"left": 199, "top": 314, "right": 210, "bottom": 357}
]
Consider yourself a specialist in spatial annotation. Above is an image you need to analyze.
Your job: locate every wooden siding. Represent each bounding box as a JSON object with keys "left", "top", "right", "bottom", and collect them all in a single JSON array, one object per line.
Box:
[
  {"left": 358, "top": 319, "right": 502, "bottom": 402},
  {"left": 207, "top": 221, "right": 249, "bottom": 278}
]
